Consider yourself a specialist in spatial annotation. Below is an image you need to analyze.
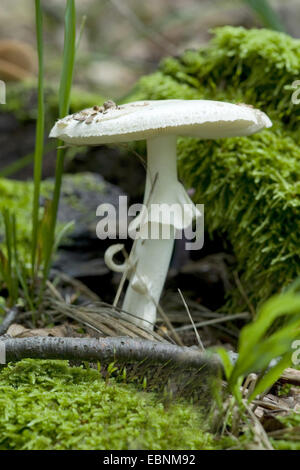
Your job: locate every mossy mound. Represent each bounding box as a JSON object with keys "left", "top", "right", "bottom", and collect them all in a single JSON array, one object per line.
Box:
[
  {"left": 0, "top": 177, "right": 35, "bottom": 249},
  {"left": 128, "top": 26, "right": 300, "bottom": 310},
  {"left": 0, "top": 173, "right": 106, "bottom": 263},
  {"left": 0, "top": 359, "right": 215, "bottom": 450}
]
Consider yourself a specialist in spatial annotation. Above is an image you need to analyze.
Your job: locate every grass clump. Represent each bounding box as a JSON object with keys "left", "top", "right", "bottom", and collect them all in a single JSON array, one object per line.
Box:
[
  {"left": 0, "top": 359, "right": 216, "bottom": 450},
  {"left": 128, "top": 26, "right": 300, "bottom": 311}
]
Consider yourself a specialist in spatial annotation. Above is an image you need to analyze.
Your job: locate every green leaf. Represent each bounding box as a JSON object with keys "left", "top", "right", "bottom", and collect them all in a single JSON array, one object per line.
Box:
[
  {"left": 217, "top": 287, "right": 300, "bottom": 402},
  {"left": 216, "top": 348, "right": 234, "bottom": 381},
  {"left": 236, "top": 292, "right": 300, "bottom": 369},
  {"left": 249, "top": 352, "right": 292, "bottom": 401},
  {"left": 31, "top": 0, "right": 45, "bottom": 276},
  {"left": 42, "top": 0, "right": 76, "bottom": 285},
  {"left": 230, "top": 321, "right": 300, "bottom": 386}
]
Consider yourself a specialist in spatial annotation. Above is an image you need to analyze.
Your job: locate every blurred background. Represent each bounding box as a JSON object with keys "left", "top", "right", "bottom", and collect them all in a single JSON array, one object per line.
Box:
[
  {"left": 0, "top": 0, "right": 298, "bottom": 185},
  {"left": 0, "top": 0, "right": 299, "bottom": 99}
]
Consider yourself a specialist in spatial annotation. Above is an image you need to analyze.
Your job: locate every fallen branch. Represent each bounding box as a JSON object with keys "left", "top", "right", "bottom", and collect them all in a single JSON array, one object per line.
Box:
[
  {"left": 0, "top": 308, "right": 19, "bottom": 336},
  {"left": 0, "top": 336, "right": 221, "bottom": 372}
]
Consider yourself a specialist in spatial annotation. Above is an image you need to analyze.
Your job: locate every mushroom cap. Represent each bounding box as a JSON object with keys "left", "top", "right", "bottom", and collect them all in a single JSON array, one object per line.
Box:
[{"left": 49, "top": 99, "right": 272, "bottom": 145}]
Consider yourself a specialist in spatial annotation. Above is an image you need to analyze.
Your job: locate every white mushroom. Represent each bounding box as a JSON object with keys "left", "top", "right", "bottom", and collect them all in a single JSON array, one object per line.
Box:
[{"left": 50, "top": 99, "right": 272, "bottom": 329}]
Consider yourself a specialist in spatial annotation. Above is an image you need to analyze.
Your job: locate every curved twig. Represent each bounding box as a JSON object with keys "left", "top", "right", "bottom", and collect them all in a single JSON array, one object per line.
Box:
[
  {"left": 0, "top": 307, "right": 19, "bottom": 336},
  {"left": 0, "top": 336, "right": 221, "bottom": 372}
]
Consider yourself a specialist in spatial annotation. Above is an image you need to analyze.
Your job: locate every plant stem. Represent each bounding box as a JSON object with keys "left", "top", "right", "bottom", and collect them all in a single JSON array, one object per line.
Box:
[
  {"left": 42, "top": 0, "right": 76, "bottom": 285},
  {"left": 31, "top": 0, "right": 45, "bottom": 277}
]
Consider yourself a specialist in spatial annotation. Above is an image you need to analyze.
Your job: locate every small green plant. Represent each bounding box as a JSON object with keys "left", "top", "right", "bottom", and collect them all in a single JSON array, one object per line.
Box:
[
  {"left": 218, "top": 281, "right": 300, "bottom": 404},
  {"left": 210, "top": 285, "right": 300, "bottom": 448},
  {"left": 106, "top": 361, "right": 119, "bottom": 385}
]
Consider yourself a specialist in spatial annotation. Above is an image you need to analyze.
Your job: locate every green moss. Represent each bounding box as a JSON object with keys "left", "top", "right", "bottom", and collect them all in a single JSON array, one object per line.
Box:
[
  {"left": 0, "top": 178, "right": 36, "bottom": 260},
  {"left": 0, "top": 178, "right": 51, "bottom": 263},
  {"left": 0, "top": 173, "right": 104, "bottom": 262},
  {"left": 0, "top": 359, "right": 216, "bottom": 450},
  {"left": 0, "top": 359, "right": 297, "bottom": 450},
  {"left": 128, "top": 26, "right": 300, "bottom": 310}
]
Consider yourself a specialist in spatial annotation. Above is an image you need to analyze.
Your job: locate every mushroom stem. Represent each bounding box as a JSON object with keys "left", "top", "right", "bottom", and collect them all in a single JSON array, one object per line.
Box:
[
  {"left": 144, "top": 135, "right": 178, "bottom": 202},
  {"left": 123, "top": 237, "right": 174, "bottom": 328},
  {"left": 122, "top": 135, "right": 199, "bottom": 329}
]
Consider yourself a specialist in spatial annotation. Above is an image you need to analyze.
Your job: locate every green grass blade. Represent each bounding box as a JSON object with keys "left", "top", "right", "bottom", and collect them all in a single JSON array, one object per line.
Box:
[
  {"left": 0, "top": 152, "right": 35, "bottom": 178},
  {"left": 0, "top": 143, "right": 56, "bottom": 178},
  {"left": 53, "top": 220, "right": 75, "bottom": 253},
  {"left": 249, "top": 352, "right": 292, "bottom": 402},
  {"left": 42, "top": 0, "right": 76, "bottom": 283},
  {"left": 243, "top": 0, "right": 286, "bottom": 32},
  {"left": 220, "top": 288, "right": 300, "bottom": 401},
  {"left": 237, "top": 292, "right": 300, "bottom": 366},
  {"left": 76, "top": 15, "right": 87, "bottom": 51},
  {"left": 216, "top": 348, "right": 234, "bottom": 381},
  {"left": 3, "top": 210, "right": 12, "bottom": 289},
  {"left": 58, "top": 0, "right": 77, "bottom": 119},
  {"left": 230, "top": 321, "right": 300, "bottom": 386},
  {"left": 31, "top": 0, "right": 45, "bottom": 276},
  {"left": 2, "top": 210, "right": 18, "bottom": 305},
  {"left": 11, "top": 215, "right": 34, "bottom": 312}
]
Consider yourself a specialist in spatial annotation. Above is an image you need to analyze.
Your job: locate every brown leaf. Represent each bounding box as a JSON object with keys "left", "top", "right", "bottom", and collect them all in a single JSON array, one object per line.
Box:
[{"left": 6, "top": 323, "right": 70, "bottom": 338}]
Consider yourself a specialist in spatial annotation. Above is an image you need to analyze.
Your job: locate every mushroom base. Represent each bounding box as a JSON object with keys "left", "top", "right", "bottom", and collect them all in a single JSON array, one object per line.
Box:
[{"left": 122, "top": 235, "right": 174, "bottom": 329}]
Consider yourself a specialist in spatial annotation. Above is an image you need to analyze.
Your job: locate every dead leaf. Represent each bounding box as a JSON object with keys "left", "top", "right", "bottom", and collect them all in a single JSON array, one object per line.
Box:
[{"left": 6, "top": 323, "right": 70, "bottom": 338}]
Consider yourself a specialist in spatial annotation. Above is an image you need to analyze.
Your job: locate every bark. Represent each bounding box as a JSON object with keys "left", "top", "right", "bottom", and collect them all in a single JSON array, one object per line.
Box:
[
  {"left": 0, "top": 308, "right": 18, "bottom": 336},
  {"left": 0, "top": 336, "right": 222, "bottom": 373}
]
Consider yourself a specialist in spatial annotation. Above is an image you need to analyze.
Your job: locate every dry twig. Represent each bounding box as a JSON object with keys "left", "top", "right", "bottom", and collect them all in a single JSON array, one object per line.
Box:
[
  {"left": 0, "top": 336, "right": 221, "bottom": 372},
  {"left": 0, "top": 307, "right": 19, "bottom": 336}
]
